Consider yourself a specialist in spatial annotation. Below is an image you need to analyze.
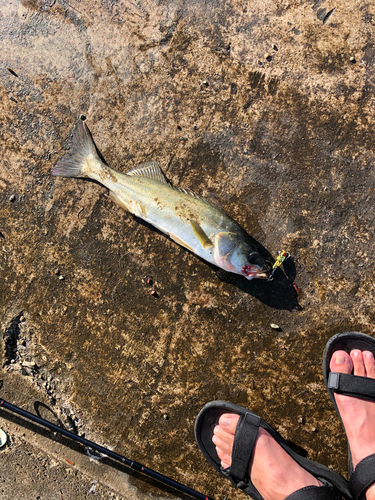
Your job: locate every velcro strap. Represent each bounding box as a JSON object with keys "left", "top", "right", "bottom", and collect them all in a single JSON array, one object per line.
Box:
[
  {"left": 285, "top": 486, "right": 338, "bottom": 500},
  {"left": 230, "top": 412, "right": 260, "bottom": 481},
  {"left": 328, "top": 372, "right": 375, "bottom": 401},
  {"left": 349, "top": 454, "right": 375, "bottom": 500}
]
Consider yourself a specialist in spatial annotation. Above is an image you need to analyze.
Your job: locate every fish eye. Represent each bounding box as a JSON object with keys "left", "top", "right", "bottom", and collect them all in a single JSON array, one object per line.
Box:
[{"left": 248, "top": 254, "right": 258, "bottom": 264}]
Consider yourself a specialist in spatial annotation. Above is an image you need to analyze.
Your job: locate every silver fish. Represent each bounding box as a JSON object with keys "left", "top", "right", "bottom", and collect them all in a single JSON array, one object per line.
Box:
[{"left": 52, "top": 120, "right": 269, "bottom": 280}]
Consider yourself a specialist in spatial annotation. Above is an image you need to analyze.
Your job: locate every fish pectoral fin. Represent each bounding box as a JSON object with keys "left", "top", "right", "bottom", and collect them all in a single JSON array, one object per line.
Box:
[
  {"left": 169, "top": 233, "right": 194, "bottom": 252},
  {"left": 108, "top": 191, "right": 130, "bottom": 211},
  {"left": 126, "top": 161, "right": 169, "bottom": 184},
  {"left": 190, "top": 220, "right": 213, "bottom": 250}
]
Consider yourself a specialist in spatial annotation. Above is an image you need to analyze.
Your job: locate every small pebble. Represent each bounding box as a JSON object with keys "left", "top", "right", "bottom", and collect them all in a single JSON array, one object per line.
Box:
[
  {"left": 264, "top": 53, "right": 271, "bottom": 61},
  {"left": 22, "top": 361, "right": 36, "bottom": 368},
  {"left": 350, "top": 56, "right": 356, "bottom": 63},
  {"left": 298, "top": 416, "right": 305, "bottom": 424},
  {"left": 20, "top": 316, "right": 25, "bottom": 322},
  {"left": 270, "top": 323, "right": 280, "bottom": 330},
  {"left": 150, "top": 290, "right": 158, "bottom": 297},
  {"left": 54, "top": 268, "right": 60, "bottom": 275},
  {"left": 9, "top": 194, "right": 15, "bottom": 202},
  {"left": 272, "top": 44, "right": 278, "bottom": 51},
  {"left": 59, "top": 275, "right": 65, "bottom": 280},
  {"left": 163, "top": 414, "right": 169, "bottom": 420},
  {"left": 311, "top": 427, "right": 317, "bottom": 432}
]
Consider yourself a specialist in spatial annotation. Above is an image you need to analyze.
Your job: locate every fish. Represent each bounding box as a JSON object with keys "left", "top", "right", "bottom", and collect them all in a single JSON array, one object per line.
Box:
[{"left": 52, "top": 120, "right": 270, "bottom": 280}]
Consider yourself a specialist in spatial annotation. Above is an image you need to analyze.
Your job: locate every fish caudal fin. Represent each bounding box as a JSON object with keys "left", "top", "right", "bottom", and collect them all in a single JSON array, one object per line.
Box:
[{"left": 52, "top": 120, "right": 100, "bottom": 178}]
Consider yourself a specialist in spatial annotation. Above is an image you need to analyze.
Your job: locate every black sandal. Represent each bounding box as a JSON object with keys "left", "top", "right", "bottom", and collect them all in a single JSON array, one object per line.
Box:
[
  {"left": 324, "top": 332, "right": 375, "bottom": 500},
  {"left": 195, "top": 400, "right": 351, "bottom": 500}
]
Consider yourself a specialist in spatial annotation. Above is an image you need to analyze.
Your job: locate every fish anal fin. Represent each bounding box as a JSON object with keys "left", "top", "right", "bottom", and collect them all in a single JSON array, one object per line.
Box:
[
  {"left": 126, "top": 161, "right": 168, "bottom": 184},
  {"left": 169, "top": 233, "right": 194, "bottom": 252},
  {"left": 109, "top": 191, "right": 130, "bottom": 212},
  {"left": 190, "top": 220, "right": 213, "bottom": 250}
]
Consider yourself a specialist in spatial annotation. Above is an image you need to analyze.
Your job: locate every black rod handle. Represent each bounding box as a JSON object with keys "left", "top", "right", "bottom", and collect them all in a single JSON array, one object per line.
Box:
[{"left": 0, "top": 399, "right": 214, "bottom": 500}]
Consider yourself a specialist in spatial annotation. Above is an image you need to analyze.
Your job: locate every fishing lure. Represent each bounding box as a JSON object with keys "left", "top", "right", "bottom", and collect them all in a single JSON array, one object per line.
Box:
[
  {"left": 270, "top": 250, "right": 290, "bottom": 279},
  {"left": 269, "top": 251, "right": 302, "bottom": 293}
]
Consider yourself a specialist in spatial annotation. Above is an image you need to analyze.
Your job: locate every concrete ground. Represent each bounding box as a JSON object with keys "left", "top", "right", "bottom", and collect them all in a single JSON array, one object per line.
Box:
[{"left": 1, "top": 0, "right": 375, "bottom": 499}]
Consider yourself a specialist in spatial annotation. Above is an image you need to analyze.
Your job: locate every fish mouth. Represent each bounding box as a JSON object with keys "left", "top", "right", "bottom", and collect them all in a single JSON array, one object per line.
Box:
[
  {"left": 242, "top": 264, "right": 270, "bottom": 280},
  {"left": 245, "top": 270, "right": 269, "bottom": 280},
  {"left": 253, "top": 271, "right": 269, "bottom": 279}
]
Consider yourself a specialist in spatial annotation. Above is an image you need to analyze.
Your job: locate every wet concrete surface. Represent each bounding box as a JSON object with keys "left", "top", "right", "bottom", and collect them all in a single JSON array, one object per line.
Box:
[{"left": 1, "top": 0, "right": 375, "bottom": 499}]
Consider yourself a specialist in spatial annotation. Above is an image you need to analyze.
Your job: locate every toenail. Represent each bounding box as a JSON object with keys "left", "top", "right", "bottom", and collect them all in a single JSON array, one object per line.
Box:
[
  {"left": 213, "top": 426, "right": 220, "bottom": 434},
  {"left": 353, "top": 351, "right": 360, "bottom": 357},
  {"left": 212, "top": 435, "right": 217, "bottom": 445},
  {"left": 366, "top": 352, "right": 374, "bottom": 359},
  {"left": 335, "top": 355, "right": 345, "bottom": 364},
  {"left": 221, "top": 417, "right": 231, "bottom": 427}
]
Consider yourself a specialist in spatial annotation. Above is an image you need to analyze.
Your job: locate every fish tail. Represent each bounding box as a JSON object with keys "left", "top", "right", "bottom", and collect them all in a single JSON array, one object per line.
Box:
[{"left": 52, "top": 120, "right": 100, "bottom": 178}]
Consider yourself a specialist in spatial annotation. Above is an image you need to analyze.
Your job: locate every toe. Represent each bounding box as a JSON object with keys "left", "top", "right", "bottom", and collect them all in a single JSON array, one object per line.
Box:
[
  {"left": 330, "top": 350, "right": 353, "bottom": 374},
  {"left": 216, "top": 445, "right": 232, "bottom": 469},
  {"left": 351, "top": 350, "right": 366, "bottom": 376},
  {"left": 212, "top": 431, "right": 234, "bottom": 457},
  {"left": 363, "top": 351, "right": 375, "bottom": 378},
  {"left": 212, "top": 413, "right": 241, "bottom": 470},
  {"left": 212, "top": 433, "right": 233, "bottom": 468},
  {"left": 218, "top": 413, "right": 240, "bottom": 436},
  {"left": 214, "top": 424, "right": 234, "bottom": 447}
]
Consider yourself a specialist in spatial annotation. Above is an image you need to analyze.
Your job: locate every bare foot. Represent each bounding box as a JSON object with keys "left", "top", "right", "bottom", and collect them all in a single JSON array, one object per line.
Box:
[
  {"left": 330, "top": 349, "right": 375, "bottom": 500},
  {"left": 212, "top": 415, "right": 322, "bottom": 500}
]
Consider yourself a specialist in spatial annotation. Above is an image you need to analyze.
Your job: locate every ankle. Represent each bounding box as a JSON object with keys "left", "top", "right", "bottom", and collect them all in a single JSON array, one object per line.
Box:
[{"left": 249, "top": 430, "right": 322, "bottom": 500}]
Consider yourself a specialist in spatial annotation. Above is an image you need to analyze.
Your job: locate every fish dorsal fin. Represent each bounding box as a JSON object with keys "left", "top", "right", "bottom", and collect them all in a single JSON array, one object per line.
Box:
[
  {"left": 190, "top": 220, "right": 214, "bottom": 249},
  {"left": 175, "top": 186, "right": 223, "bottom": 211},
  {"left": 126, "top": 161, "right": 169, "bottom": 184},
  {"left": 176, "top": 187, "right": 203, "bottom": 199}
]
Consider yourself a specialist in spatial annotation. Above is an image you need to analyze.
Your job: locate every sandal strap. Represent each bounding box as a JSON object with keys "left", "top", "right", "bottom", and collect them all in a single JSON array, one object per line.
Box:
[
  {"left": 285, "top": 485, "right": 341, "bottom": 500},
  {"left": 230, "top": 412, "right": 261, "bottom": 481},
  {"left": 349, "top": 454, "right": 375, "bottom": 500},
  {"left": 328, "top": 372, "right": 375, "bottom": 401}
]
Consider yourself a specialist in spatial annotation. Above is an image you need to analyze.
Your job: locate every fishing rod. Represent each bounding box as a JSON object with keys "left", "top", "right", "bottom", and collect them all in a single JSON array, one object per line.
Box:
[{"left": 0, "top": 398, "right": 215, "bottom": 500}]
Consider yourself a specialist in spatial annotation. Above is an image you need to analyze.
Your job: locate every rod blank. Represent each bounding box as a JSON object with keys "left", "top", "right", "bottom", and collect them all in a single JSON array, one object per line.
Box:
[{"left": 0, "top": 398, "right": 214, "bottom": 500}]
